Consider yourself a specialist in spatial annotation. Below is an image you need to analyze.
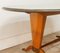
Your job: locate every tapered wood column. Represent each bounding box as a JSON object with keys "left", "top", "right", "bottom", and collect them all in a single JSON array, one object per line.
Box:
[{"left": 30, "top": 13, "right": 47, "bottom": 53}]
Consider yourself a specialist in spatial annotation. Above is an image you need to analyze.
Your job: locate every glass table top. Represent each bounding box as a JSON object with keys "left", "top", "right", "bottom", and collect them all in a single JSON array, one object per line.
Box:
[
  {"left": 2, "top": 7, "right": 60, "bottom": 16},
  {"left": 2, "top": 7, "right": 60, "bottom": 13}
]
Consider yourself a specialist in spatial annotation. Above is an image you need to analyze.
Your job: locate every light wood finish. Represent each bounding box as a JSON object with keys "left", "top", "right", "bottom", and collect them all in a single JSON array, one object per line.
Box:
[
  {"left": 30, "top": 13, "right": 46, "bottom": 53},
  {"left": 22, "top": 13, "right": 46, "bottom": 53},
  {"left": 30, "top": 13, "right": 46, "bottom": 48},
  {"left": 22, "top": 45, "right": 32, "bottom": 51}
]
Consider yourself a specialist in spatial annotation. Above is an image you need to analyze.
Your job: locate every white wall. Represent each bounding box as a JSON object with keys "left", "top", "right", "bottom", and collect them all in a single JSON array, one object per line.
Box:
[
  {"left": 0, "top": 0, "right": 60, "bottom": 9},
  {"left": 0, "top": 0, "right": 60, "bottom": 50}
]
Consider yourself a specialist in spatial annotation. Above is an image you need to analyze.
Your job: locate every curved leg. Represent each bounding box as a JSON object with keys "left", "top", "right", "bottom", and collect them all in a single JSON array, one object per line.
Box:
[
  {"left": 32, "top": 47, "right": 45, "bottom": 53},
  {"left": 30, "top": 13, "right": 47, "bottom": 53},
  {"left": 39, "top": 49, "right": 45, "bottom": 53},
  {"left": 22, "top": 45, "right": 32, "bottom": 52}
]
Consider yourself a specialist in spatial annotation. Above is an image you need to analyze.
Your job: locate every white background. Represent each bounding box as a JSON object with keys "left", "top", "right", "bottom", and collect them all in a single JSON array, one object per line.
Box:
[{"left": 0, "top": 0, "right": 60, "bottom": 9}]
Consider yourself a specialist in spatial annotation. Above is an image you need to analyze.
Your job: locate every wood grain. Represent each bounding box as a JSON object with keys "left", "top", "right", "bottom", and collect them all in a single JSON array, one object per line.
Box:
[{"left": 30, "top": 13, "right": 47, "bottom": 53}]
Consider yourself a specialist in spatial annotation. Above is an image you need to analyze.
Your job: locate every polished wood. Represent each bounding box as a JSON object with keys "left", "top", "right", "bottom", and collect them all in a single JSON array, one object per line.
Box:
[
  {"left": 30, "top": 13, "right": 46, "bottom": 48},
  {"left": 22, "top": 45, "right": 32, "bottom": 52},
  {"left": 30, "top": 13, "right": 46, "bottom": 53},
  {"left": 22, "top": 13, "right": 46, "bottom": 53}
]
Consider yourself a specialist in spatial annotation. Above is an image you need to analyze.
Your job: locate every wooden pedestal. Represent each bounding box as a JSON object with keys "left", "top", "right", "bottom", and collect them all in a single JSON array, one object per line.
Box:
[{"left": 22, "top": 13, "right": 47, "bottom": 53}]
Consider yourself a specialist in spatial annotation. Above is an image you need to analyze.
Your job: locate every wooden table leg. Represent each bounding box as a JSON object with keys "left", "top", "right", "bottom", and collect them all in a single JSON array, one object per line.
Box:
[
  {"left": 22, "top": 45, "right": 32, "bottom": 51},
  {"left": 30, "top": 13, "right": 47, "bottom": 53},
  {"left": 22, "top": 13, "right": 47, "bottom": 53}
]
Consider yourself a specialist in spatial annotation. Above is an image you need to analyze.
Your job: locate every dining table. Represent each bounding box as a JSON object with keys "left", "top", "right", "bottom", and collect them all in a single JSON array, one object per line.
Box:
[{"left": 2, "top": 7, "right": 60, "bottom": 53}]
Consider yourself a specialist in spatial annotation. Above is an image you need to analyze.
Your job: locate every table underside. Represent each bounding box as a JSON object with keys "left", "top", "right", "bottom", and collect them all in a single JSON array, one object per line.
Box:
[{"left": 2, "top": 7, "right": 60, "bottom": 16}]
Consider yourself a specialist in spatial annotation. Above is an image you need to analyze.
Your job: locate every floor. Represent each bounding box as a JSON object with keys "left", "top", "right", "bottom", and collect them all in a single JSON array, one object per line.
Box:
[{"left": 0, "top": 31, "right": 60, "bottom": 53}]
